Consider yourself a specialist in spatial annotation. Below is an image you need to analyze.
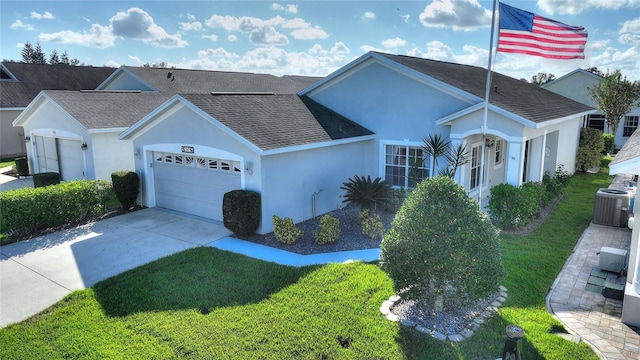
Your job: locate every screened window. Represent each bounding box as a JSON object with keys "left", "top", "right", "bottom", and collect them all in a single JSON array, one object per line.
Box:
[
  {"left": 587, "top": 114, "right": 606, "bottom": 132},
  {"left": 384, "top": 145, "right": 429, "bottom": 188},
  {"left": 623, "top": 116, "right": 639, "bottom": 137},
  {"left": 470, "top": 145, "right": 482, "bottom": 190},
  {"left": 494, "top": 139, "right": 503, "bottom": 166}
]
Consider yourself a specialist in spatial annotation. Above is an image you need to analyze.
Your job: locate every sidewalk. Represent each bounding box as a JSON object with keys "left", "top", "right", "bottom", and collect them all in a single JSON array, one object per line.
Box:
[{"left": 0, "top": 166, "right": 32, "bottom": 192}]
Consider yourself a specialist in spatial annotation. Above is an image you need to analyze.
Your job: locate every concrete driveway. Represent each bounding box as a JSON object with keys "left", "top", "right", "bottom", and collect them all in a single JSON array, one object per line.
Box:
[{"left": 0, "top": 208, "right": 231, "bottom": 327}]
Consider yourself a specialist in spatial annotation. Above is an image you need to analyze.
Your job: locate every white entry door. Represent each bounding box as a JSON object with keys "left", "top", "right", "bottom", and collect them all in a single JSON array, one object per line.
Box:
[{"left": 153, "top": 152, "right": 241, "bottom": 221}]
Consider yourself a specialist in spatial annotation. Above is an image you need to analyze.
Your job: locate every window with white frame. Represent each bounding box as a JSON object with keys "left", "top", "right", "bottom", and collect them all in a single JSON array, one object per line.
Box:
[
  {"left": 470, "top": 145, "right": 482, "bottom": 190},
  {"left": 494, "top": 139, "right": 503, "bottom": 166},
  {"left": 587, "top": 114, "right": 606, "bottom": 132},
  {"left": 384, "top": 144, "right": 430, "bottom": 188},
  {"left": 623, "top": 116, "right": 639, "bottom": 137}
]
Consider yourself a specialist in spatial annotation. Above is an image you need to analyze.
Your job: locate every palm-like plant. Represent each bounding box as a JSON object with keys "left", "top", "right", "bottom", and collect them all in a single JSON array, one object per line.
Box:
[
  {"left": 340, "top": 175, "right": 392, "bottom": 210},
  {"left": 440, "top": 142, "right": 469, "bottom": 178},
  {"left": 422, "top": 134, "right": 450, "bottom": 171}
]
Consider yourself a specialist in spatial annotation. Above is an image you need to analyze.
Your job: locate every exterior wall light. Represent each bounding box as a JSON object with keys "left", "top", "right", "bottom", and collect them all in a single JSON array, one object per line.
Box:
[
  {"left": 25, "top": 136, "right": 31, "bottom": 142},
  {"left": 81, "top": 142, "right": 88, "bottom": 150}
]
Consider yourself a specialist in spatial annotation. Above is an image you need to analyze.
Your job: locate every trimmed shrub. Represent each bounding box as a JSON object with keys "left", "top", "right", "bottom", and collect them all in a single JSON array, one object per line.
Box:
[
  {"left": 272, "top": 215, "right": 303, "bottom": 244},
  {"left": 340, "top": 175, "right": 392, "bottom": 210},
  {"left": 601, "top": 156, "right": 613, "bottom": 168},
  {"left": 111, "top": 170, "right": 140, "bottom": 210},
  {"left": 576, "top": 128, "right": 604, "bottom": 172},
  {"left": 602, "top": 133, "right": 615, "bottom": 155},
  {"left": 313, "top": 214, "right": 340, "bottom": 245},
  {"left": 33, "top": 172, "right": 60, "bottom": 188},
  {"left": 223, "top": 190, "right": 261, "bottom": 236},
  {"left": 380, "top": 176, "right": 504, "bottom": 311},
  {"left": 360, "top": 208, "right": 385, "bottom": 240},
  {"left": 14, "top": 157, "right": 29, "bottom": 176},
  {"left": 0, "top": 180, "right": 112, "bottom": 239},
  {"left": 487, "top": 183, "right": 538, "bottom": 229}
]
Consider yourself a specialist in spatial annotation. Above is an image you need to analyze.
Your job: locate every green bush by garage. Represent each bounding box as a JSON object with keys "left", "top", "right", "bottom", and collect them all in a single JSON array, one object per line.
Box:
[
  {"left": 223, "top": 190, "right": 261, "bottom": 236},
  {"left": 0, "top": 180, "right": 112, "bottom": 243}
]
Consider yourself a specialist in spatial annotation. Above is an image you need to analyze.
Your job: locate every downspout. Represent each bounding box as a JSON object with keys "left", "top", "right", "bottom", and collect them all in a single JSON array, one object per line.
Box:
[{"left": 312, "top": 189, "right": 323, "bottom": 218}]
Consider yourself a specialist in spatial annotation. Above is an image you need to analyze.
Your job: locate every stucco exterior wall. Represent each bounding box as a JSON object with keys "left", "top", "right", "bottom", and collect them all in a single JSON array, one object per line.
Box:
[
  {"left": 0, "top": 109, "right": 26, "bottom": 158},
  {"left": 260, "top": 139, "right": 377, "bottom": 234},
  {"left": 90, "top": 132, "right": 135, "bottom": 180},
  {"left": 100, "top": 72, "right": 154, "bottom": 91},
  {"left": 544, "top": 71, "right": 599, "bottom": 108},
  {"left": 307, "top": 60, "right": 468, "bottom": 143}
]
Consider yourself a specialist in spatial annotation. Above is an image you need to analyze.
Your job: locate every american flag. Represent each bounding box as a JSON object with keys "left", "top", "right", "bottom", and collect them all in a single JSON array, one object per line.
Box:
[{"left": 497, "top": 2, "right": 588, "bottom": 60}]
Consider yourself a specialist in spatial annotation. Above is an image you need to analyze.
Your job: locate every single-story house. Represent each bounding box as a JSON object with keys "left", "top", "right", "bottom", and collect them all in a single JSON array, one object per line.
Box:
[
  {"left": 609, "top": 129, "right": 640, "bottom": 328},
  {"left": 0, "top": 62, "right": 114, "bottom": 158},
  {"left": 543, "top": 68, "right": 640, "bottom": 150},
  {"left": 14, "top": 52, "right": 593, "bottom": 234}
]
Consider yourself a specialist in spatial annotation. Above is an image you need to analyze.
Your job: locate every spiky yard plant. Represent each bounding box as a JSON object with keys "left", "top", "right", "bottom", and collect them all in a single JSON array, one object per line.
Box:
[{"left": 340, "top": 175, "right": 392, "bottom": 210}]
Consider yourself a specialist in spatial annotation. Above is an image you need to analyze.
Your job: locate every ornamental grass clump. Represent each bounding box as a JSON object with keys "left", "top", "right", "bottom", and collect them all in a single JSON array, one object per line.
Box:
[
  {"left": 380, "top": 176, "right": 504, "bottom": 312},
  {"left": 272, "top": 215, "right": 303, "bottom": 245},
  {"left": 313, "top": 214, "right": 340, "bottom": 245}
]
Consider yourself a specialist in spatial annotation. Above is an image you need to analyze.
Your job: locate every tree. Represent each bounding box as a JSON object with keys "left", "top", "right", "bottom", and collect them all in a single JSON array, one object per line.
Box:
[
  {"left": 585, "top": 66, "right": 604, "bottom": 77},
  {"left": 380, "top": 176, "right": 504, "bottom": 312},
  {"left": 588, "top": 69, "right": 640, "bottom": 152},
  {"left": 48, "top": 49, "right": 61, "bottom": 65},
  {"left": 530, "top": 72, "right": 555, "bottom": 86},
  {"left": 33, "top": 42, "right": 46, "bottom": 64},
  {"left": 422, "top": 133, "right": 469, "bottom": 178}
]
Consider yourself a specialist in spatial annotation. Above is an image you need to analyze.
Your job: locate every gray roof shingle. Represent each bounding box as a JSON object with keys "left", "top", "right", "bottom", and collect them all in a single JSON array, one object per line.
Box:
[
  {"left": 181, "top": 93, "right": 373, "bottom": 150},
  {"left": 376, "top": 52, "right": 594, "bottom": 122},
  {"left": 122, "top": 66, "right": 318, "bottom": 95},
  {"left": 43, "top": 91, "right": 170, "bottom": 130},
  {"left": 0, "top": 62, "right": 115, "bottom": 108},
  {"left": 611, "top": 128, "right": 640, "bottom": 167}
]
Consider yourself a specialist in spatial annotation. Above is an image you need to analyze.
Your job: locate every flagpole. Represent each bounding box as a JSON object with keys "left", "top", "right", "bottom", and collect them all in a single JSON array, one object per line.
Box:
[{"left": 478, "top": 0, "right": 498, "bottom": 209}]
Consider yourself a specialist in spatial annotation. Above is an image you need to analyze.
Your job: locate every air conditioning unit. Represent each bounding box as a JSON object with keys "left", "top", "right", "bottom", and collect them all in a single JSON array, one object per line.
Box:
[
  {"left": 599, "top": 246, "right": 628, "bottom": 273},
  {"left": 593, "top": 188, "right": 630, "bottom": 227}
]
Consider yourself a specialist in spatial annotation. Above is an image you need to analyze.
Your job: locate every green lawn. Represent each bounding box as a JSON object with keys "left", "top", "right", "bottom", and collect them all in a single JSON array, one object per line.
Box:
[
  {"left": 0, "top": 171, "right": 611, "bottom": 359},
  {"left": 0, "top": 159, "right": 15, "bottom": 169}
]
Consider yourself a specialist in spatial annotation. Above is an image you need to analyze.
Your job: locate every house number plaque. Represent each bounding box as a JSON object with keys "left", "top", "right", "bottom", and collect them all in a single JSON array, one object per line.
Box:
[{"left": 181, "top": 146, "right": 194, "bottom": 154}]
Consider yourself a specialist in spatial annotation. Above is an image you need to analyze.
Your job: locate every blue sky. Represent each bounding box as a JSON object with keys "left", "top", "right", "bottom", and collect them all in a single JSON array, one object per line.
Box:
[{"left": 2, "top": 0, "right": 639, "bottom": 81}]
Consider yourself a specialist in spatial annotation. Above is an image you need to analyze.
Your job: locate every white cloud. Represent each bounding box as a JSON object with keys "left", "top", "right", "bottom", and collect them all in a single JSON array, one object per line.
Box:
[
  {"left": 537, "top": 0, "right": 639, "bottom": 15},
  {"left": 419, "top": 0, "right": 492, "bottom": 31},
  {"left": 331, "top": 42, "right": 350, "bottom": 54},
  {"left": 363, "top": 11, "right": 376, "bottom": 20},
  {"left": 272, "top": 3, "right": 298, "bottom": 14},
  {"left": 202, "top": 34, "right": 219, "bottom": 42},
  {"left": 180, "top": 21, "right": 203, "bottom": 32},
  {"left": 228, "top": 34, "right": 237, "bottom": 42},
  {"left": 82, "top": 17, "right": 91, "bottom": 23},
  {"left": 205, "top": 13, "right": 325, "bottom": 44},
  {"left": 401, "top": 14, "right": 411, "bottom": 23},
  {"left": 197, "top": 47, "right": 239, "bottom": 59},
  {"left": 39, "top": 24, "right": 116, "bottom": 49},
  {"left": 621, "top": 18, "right": 640, "bottom": 33},
  {"left": 128, "top": 55, "right": 142, "bottom": 64},
  {"left": 291, "top": 27, "right": 328, "bottom": 40},
  {"left": 360, "top": 45, "right": 385, "bottom": 53},
  {"left": 110, "top": 8, "right": 188, "bottom": 48},
  {"left": 104, "top": 60, "right": 120, "bottom": 68},
  {"left": 30, "top": 11, "right": 55, "bottom": 20},
  {"left": 382, "top": 37, "right": 407, "bottom": 49},
  {"left": 10, "top": 20, "right": 34, "bottom": 31},
  {"left": 249, "top": 25, "right": 289, "bottom": 45}
]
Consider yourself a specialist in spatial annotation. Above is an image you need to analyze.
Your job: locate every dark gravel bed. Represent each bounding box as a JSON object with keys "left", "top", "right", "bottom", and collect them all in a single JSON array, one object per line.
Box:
[{"left": 236, "top": 205, "right": 395, "bottom": 255}]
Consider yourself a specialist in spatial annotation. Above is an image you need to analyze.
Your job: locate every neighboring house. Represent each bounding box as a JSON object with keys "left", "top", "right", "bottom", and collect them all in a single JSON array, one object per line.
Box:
[
  {"left": 0, "top": 62, "right": 114, "bottom": 158},
  {"left": 543, "top": 68, "right": 640, "bottom": 150},
  {"left": 609, "top": 129, "right": 640, "bottom": 328},
  {"left": 14, "top": 52, "right": 593, "bottom": 234}
]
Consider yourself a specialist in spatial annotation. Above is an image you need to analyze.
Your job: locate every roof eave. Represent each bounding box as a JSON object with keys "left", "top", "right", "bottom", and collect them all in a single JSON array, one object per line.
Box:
[{"left": 261, "top": 134, "right": 377, "bottom": 156}]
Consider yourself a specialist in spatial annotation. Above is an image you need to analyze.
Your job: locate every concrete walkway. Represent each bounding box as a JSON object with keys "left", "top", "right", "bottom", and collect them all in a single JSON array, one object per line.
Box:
[
  {"left": 547, "top": 223, "right": 640, "bottom": 359},
  {"left": 0, "top": 171, "right": 33, "bottom": 192}
]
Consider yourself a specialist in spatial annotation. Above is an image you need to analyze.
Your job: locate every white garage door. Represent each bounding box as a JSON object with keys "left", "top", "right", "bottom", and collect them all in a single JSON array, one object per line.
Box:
[{"left": 153, "top": 152, "right": 242, "bottom": 221}]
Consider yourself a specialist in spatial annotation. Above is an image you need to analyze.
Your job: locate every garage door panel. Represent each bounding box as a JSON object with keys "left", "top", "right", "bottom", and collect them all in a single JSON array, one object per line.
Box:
[{"left": 153, "top": 153, "right": 241, "bottom": 221}]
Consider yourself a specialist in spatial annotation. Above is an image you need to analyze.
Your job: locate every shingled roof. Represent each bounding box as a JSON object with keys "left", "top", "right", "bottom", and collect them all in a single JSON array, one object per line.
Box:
[
  {"left": 119, "top": 66, "right": 318, "bottom": 95},
  {"left": 375, "top": 52, "right": 594, "bottom": 123},
  {"left": 40, "top": 91, "right": 170, "bottom": 130},
  {"left": 0, "top": 62, "right": 115, "bottom": 108},
  {"left": 180, "top": 93, "right": 373, "bottom": 151}
]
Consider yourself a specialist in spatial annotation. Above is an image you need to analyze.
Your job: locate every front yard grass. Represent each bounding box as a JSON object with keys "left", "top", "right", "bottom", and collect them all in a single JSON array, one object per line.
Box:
[{"left": 0, "top": 171, "right": 611, "bottom": 359}]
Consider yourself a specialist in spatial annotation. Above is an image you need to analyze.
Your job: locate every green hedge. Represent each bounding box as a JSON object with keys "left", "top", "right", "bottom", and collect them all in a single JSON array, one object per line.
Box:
[
  {"left": 0, "top": 180, "right": 112, "bottom": 238},
  {"left": 111, "top": 171, "right": 140, "bottom": 210}
]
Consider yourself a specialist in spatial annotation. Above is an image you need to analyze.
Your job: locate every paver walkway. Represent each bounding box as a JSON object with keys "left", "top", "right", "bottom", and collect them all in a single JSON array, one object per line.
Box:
[{"left": 547, "top": 223, "right": 640, "bottom": 359}]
